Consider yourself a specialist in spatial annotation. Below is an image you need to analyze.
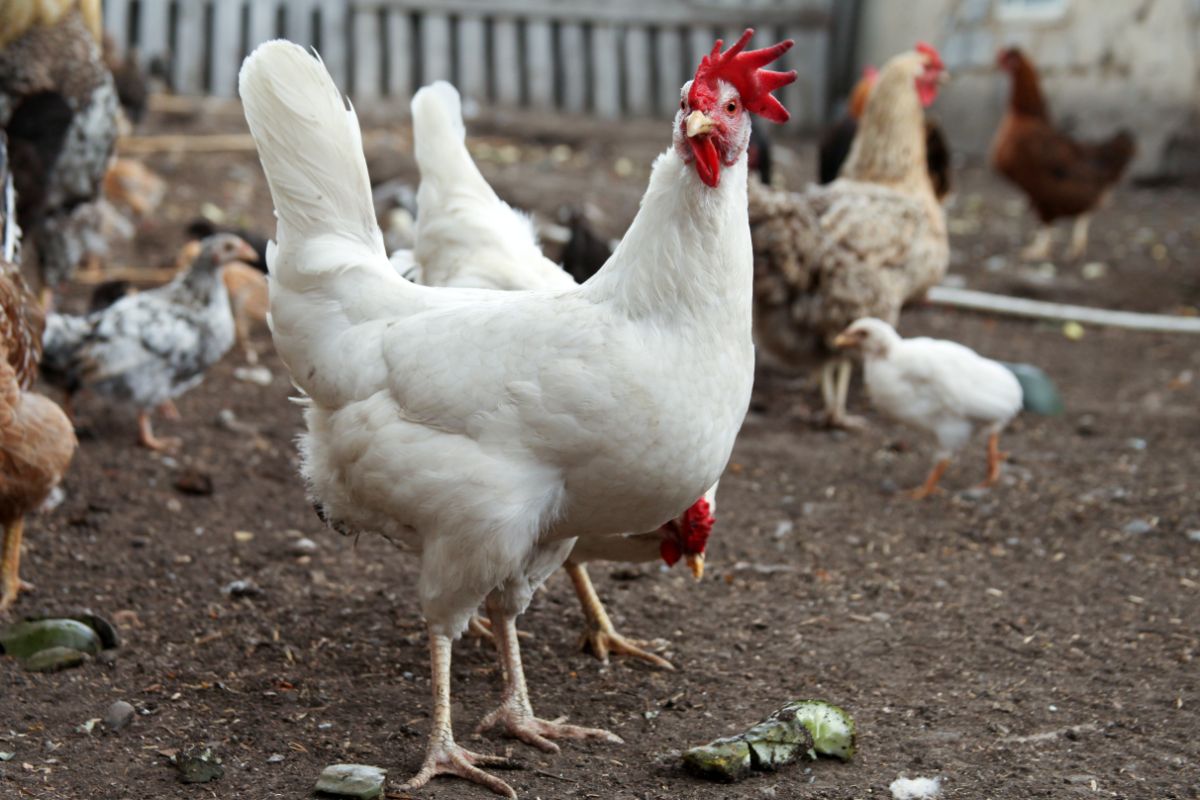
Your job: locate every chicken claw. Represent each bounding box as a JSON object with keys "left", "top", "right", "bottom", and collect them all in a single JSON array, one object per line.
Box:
[
  {"left": 400, "top": 740, "right": 521, "bottom": 799},
  {"left": 908, "top": 458, "right": 950, "bottom": 500},
  {"left": 977, "top": 432, "right": 1008, "bottom": 488},
  {"left": 137, "top": 410, "right": 181, "bottom": 452},
  {"left": 477, "top": 604, "right": 623, "bottom": 753},
  {"left": 565, "top": 563, "right": 674, "bottom": 670}
]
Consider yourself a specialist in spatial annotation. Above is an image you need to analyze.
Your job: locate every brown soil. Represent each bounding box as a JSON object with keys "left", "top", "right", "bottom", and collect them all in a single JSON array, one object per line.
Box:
[{"left": 2, "top": 108, "right": 1198, "bottom": 800}]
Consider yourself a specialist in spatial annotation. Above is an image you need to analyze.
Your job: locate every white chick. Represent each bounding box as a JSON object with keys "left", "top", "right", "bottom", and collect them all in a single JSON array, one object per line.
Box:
[{"left": 834, "top": 318, "right": 1022, "bottom": 498}]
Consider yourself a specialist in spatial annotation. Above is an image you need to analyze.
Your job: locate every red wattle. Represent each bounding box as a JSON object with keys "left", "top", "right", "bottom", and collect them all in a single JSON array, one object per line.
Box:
[
  {"left": 689, "top": 136, "right": 721, "bottom": 187},
  {"left": 660, "top": 538, "right": 682, "bottom": 567}
]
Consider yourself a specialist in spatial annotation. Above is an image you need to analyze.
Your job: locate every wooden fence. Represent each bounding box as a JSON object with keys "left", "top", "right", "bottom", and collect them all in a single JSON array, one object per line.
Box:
[{"left": 102, "top": 0, "right": 834, "bottom": 129}]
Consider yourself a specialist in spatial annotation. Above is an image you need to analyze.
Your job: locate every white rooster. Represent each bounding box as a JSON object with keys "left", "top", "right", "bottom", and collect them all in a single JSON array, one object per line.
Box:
[
  {"left": 240, "top": 32, "right": 794, "bottom": 797},
  {"left": 833, "top": 318, "right": 1022, "bottom": 498},
  {"left": 408, "top": 80, "right": 716, "bottom": 669}
]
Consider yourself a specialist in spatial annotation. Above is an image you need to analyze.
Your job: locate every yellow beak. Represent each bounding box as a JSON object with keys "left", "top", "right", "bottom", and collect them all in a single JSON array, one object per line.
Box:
[
  {"left": 832, "top": 332, "right": 855, "bottom": 349},
  {"left": 686, "top": 110, "right": 715, "bottom": 138},
  {"left": 686, "top": 552, "right": 705, "bottom": 581}
]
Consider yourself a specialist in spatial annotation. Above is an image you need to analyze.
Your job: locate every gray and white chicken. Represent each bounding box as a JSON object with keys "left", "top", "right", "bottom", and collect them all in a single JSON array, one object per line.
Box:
[{"left": 40, "top": 234, "right": 253, "bottom": 450}]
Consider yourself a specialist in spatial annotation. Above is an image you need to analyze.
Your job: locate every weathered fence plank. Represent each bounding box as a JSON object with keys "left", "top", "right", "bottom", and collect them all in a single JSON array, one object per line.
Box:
[
  {"left": 560, "top": 22, "right": 587, "bottom": 113},
  {"left": 623, "top": 26, "right": 652, "bottom": 116},
  {"left": 385, "top": 9, "right": 414, "bottom": 99},
  {"left": 656, "top": 27, "right": 684, "bottom": 116},
  {"left": 211, "top": 0, "right": 242, "bottom": 97},
  {"left": 526, "top": 18, "right": 554, "bottom": 109},
  {"left": 353, "top": 6, "right": 382, "bottom": 98},
  {"left": 493, "top": 17, "right": 522, "bottom": 106},
  {"left": 421, "top": 11, "right": 452, "bottom": 84},
  {"left": 591, "top": 23, "right": 619, "bottom": 119}
]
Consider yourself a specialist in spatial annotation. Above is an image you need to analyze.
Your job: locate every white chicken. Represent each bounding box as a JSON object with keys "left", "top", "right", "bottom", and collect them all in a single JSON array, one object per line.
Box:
[
  {"left": 240, "top": 32, "right": 794, "bottom": 798},
  {"left": 408, "top": 80, "right": 716, "bottom": 669},
  {"left": 833, "top": 318, "right": 1022, "bottom": 498}
]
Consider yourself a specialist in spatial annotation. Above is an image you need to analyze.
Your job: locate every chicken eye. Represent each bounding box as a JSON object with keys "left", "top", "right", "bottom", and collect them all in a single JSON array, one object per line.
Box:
[
  {"left": 725, "top": 100, "right": 738, "bottom": 115},
  {"left": 680, "top": 98, "right": 687, "bottom": 111}
]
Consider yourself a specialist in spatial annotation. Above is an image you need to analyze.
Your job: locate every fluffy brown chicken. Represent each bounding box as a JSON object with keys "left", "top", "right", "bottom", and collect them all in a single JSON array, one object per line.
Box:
[
  {"left": 0, "top": 136, "right": 76, "bottom": 612},
  {"left": 992, "top": 47, "right": 1135, "bottom": 261},
  {"left": 819, "top": 65, "right": 952, "bottom": 201},
  {"left": 750, "top": 44, "right": 949, "bottom": 428},
  {"left": 0, "top": 0, "right": 118, "bottom": 302}
]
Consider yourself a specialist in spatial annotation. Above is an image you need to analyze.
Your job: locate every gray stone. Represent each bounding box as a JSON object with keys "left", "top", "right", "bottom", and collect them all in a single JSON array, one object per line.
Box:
[
  {"left": 314, "top": 763, "right": 387, "bottom": 799},
  {"left": 104, "top": 701, "right": 135, "bottom": 731},
  {"left": 1187, "top": 530, "right": 1200, "bottom": 543}
]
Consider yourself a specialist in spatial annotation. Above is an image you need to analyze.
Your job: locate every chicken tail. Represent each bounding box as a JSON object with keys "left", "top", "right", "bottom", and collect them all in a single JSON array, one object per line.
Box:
[
  {"left": 238, "top": 40, "right": 388, "bottom": 283},
  {"left": 410, "top": 82, "right": 568, "bottom": 289},
  {"left": 38, "top": 312, "right": 92, "bottom": 392},
  {"left": 1093, "top": 129, "right": 1136, "bottom": 182}
]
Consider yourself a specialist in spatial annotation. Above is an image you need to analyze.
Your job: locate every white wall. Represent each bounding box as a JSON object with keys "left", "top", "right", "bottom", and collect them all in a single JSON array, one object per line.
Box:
[{"left": 855, "top": 0, "right": 1200, "bottom": 177}]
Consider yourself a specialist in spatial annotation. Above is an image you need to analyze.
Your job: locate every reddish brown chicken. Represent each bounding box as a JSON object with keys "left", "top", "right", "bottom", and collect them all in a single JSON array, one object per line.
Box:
[
  {"left": 0, "top": 137, "right": 76, "bottom": 612},
  {"left": 992, "top": 47, "right": 1135, "bottom": 261}
]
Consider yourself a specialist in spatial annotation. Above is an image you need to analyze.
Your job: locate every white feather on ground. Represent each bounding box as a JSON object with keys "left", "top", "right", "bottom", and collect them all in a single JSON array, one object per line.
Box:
[{"left": 889, "top": 775, "right": 942, "bottom": 799}]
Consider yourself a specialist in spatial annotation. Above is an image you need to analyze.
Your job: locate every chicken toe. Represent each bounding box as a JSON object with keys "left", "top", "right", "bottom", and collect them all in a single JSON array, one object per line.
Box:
[
  {"left": 137, "top": 411, "right": 181, "bottom": 451},
  {"left": 566, "top": 563, "right": 674, "bottom": 670},
  {"left": 908, "top": 458, "right": 950, "bottom": 500},
  {"left": 402, "top": 628, "right": 520, "bottom": 798},
  {"left": 978, "top": 432, "right": 1008, "bottom": 488},
  {"left": 477, "top": 604, "right": 623, "bottom": 752}
]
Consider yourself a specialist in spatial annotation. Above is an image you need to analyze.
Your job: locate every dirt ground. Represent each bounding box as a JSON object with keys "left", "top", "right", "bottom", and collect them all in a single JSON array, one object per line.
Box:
[{"left": 2, "top": 104, "right": 1198, "bottom": 800}]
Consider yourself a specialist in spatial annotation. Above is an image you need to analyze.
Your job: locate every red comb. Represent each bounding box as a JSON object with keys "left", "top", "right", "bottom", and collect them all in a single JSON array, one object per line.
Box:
[
  {"left": 916, "top": 41, "right": 944, "bottom": 69},
  {"left": 688, "top": 29, "right": 797, "bottom": 124}
]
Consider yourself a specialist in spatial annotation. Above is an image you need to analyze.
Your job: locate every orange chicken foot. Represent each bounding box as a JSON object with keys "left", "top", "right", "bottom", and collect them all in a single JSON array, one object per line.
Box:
[
  {"left": 138, "top": 410, "right": 181, "bottom": 451},
  {"left": 565, "top": 562, "right": 674, "bottom": 670},
  {"left": 909, "top": 458, "right": 950, "bottom": 500},
  {"left": 978, "top": 432, "right": 1008, "bottom": 488},
  {"left": 1, "top": 519, "right": 33, "bottom": 612}
]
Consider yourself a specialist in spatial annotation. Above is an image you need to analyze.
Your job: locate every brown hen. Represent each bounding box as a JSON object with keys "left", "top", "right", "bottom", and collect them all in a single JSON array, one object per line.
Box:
[
  {"left": 0, "top": 135, "right": 76, "bottom": 611},
  {"left": 992, "top": 47, "right": 1135, "bottom": 261}
]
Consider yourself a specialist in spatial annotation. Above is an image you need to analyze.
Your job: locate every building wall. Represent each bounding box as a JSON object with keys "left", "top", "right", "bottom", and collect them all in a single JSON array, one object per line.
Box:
[{"left": 854, "top": 0, "right": 1200, "bottom": 178}]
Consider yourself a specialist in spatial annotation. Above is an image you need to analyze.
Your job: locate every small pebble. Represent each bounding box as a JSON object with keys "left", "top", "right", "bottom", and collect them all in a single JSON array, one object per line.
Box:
[
  {"left": 104, "top": 701, "right": 136, "bottom": 731},
  {"left": 233, "top": 366, "right": 273, "bottom": 386},
  {"left": 1186, "top": 530, "right": 1200, "bottom": 543},
  {"left": 314, "top": 764, "right": 387, "bottom": 799},
  {"left": 1122, "top": 519, "right": 1154, "bottom": 536},
  {"left": 222, "top": 579, "right": 262, "bottom": 598},
  {"left": 1127, "top": 437, "right": 1148, "bottom": 451},
  {"left": 289, "top": 537, "right": 319, "bottom": 555},
  {"left": 267, "top": 754, "right": 285, "bottom": 764}
]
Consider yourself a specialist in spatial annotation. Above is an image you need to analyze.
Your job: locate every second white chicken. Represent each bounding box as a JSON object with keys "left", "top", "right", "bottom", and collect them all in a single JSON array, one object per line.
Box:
[{"left": 834, "top": 318, "right": 1022, "bottom": 498}]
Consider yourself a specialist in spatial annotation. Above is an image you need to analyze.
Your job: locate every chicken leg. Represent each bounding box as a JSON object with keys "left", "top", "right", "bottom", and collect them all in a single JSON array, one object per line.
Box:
[
  {"left": 399, "top": 627, "right": 521, "bottom": 798},
  {"left": 476, "top": 597, "right": 623, "bottom": 752},
  {"left": 565, "top": 562, "right": 674, "bottom": 670},
  {"left": 1021, "top": 226, "right": 1054, "bottom": 261},
  {"left": 1066, "top": 214, "right": 1091, "bottom": 260},
  {"left": 137, "top": 409, "right": 181, "bottom": 451},
  {"left": 820, "top": 357, "right": 867, "bottom": 430},
  {"left": 1, "top": 519, "right": 33, "bottom": 611},
  {"left": 908, "top": 458, "right": 950, "bottom": 500},
  {"left": 979, "top": 432, "right": 1007, "bottom": 487}
]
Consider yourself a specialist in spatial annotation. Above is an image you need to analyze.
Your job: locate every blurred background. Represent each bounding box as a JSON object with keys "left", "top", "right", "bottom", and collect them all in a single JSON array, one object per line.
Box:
[{"left": 103, "top": 0, "right": 1200, "bottom": 180}]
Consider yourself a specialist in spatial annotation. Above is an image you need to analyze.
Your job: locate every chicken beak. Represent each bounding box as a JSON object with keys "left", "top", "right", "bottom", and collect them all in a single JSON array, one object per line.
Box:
[
  {"left": 686, "top": 110, "right": 716, "bottom": 138},
  {"left": 832, "top": 332, "right": 855, "bottom": 349},
  {"left": 235, "top": 240, "right": 259, "bottom": 262},
  {"left": 686, "top": 552, "right": 705, "bottom": 581}
]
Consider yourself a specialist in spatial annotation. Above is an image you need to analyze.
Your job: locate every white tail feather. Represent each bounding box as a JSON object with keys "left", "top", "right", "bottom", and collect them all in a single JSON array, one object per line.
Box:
[
  {"left": 238, "top": 41, "right": 387, "bottom": 280},
  {"left": 410, "top": 81, "right": 573, "bottom": 290}
]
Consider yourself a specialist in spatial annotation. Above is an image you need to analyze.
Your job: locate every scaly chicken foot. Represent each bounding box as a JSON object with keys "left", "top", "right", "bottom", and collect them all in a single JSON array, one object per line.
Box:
[
  {"left": 476, "top": 602, "right": 624, "bottom": 752},
  {"left": 565, "top": 562, "right": 674, "bottom": 670},
  {"left": 819, "top": 359, "right": 868, "bottom": 430},
  {"left": 0, "top": 519, "right": 32, "bottom": 612},
  {"left": 908, "top": 458, "right": 950, "bottom": 500},
  {"left": 137, "top": 410, "right": 181, "bottom": 451},
  {"left": 400, "top": 628, "right": 521, "bottom": 799},
  {"left": 1066, "top": 214, "right": 1091, "bottom": 261},
  {"left": 978, "top": 432, "right": 1008, "bottom": 488},
  {"left": 1021, "top": 226, "right": 1054, "bottom": 261}
]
